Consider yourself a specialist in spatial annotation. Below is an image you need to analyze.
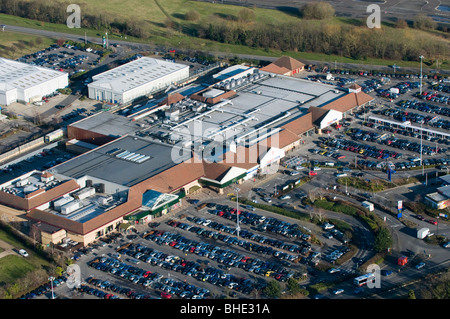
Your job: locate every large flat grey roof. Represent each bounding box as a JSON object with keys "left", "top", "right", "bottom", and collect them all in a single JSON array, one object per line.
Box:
[
  {"left": 167, "top": 75, "right": 345, "bottom": 145},
  {"left": 0, "top": 57, "right": 68, "bottom": 91},
  {"left": 53, "top": 136, "right": 189, "bottom": 187},
  {"left": 89, "top": 57, "right": 189, "bottom": 93},
  {"left": 70, "top": 112, "right": 141, "bottom": 138}
]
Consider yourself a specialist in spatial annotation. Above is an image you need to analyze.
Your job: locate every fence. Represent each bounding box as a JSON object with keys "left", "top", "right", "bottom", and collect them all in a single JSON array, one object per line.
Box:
[{"left": 0, "top": 137, "right": 45, "bottom": 164}]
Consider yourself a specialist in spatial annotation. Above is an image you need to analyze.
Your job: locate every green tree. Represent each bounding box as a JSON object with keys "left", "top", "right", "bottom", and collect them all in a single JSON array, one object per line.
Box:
[
  {"left": 237, "top": 8, "right": 256, "bottom": 24},
  {"left": 374, "top": 227, "right": 392, "bottom": 253},
  {"left": 302, "top": 2, "right": 335, "bottom": 20},
  {"left": 413, "top": 14, "right": 437, "bottom": 30},
  {"left": 185, "top": 10, "right": 200, "bottom": 22},
  {"left": 408, "top": 290, "right": 416, "bottom": 299},
  {"left": 286, "top": 278, "right": 302, "bottom": 295},
  {"left": 263, "top": 280, "right": 282, "bottom": 298}
]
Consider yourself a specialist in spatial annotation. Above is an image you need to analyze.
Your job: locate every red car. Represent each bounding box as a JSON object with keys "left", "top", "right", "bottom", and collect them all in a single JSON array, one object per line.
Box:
[
  {"left": 428, "top": 219, "right": 438, "bottom": 225},
  {"left": 161, "top": 292, "right": 172, "bottom": 299},
  {"left": 309, "top": 171, "right": 317, "bottom": 176}
]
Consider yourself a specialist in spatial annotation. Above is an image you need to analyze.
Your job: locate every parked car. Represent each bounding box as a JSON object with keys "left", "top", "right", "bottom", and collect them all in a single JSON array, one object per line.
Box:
[
  {"left": 381, "top": 270, "right": 393, "bottom": 276},
  {"left": 415, "top": 262, "right": 426, "bottom": 270},
  {"left": 19, "top": 249, "right": 29, "bottom": 257},
  {"left": 333, "top": 288, "right": 344, "bottom": 295}
]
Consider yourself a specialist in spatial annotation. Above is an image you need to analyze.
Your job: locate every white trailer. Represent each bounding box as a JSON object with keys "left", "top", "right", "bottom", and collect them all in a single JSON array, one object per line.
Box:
[
  {"left": 44, "top": 128, "right": 65, "bottom": 143},
  {"left": 417, "top": 227, "right": 430, "bottom": 239}
]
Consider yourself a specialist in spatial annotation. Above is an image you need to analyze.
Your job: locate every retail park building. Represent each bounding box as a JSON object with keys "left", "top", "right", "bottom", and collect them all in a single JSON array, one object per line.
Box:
[
  {"left": 0, "top": 57, "right": 68, "bottom": 106},
  {"left": 0, "top": 56, "right": 374, "bottom": 247}
]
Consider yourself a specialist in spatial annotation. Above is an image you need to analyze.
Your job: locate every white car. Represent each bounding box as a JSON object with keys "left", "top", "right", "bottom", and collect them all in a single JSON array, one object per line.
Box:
[
  {"left": 333, "top": 288, "right": 344, "bottom": 295},
  {"left": 289, "top": 171, "right": 300, "bottom": 176},
  {"left": 19, "top": 249, "right": 29, "bottom": 257},
  {"left": 280, "top": 195, "right": 291, "bottom": 200},
  {"left": 328, "top": 268, "right": 340, "bottom": 274}
]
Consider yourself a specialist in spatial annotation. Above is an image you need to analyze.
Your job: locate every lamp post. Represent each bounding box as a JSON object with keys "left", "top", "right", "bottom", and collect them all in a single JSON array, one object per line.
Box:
[
  {"left": 234, "top": 187, "right": 240, "bottom": 239},
  {"left": 420, "top": 122, "right": 424, "bottom": 175},
  {"left": 48, "top": 276, "right": 55, "bottom": 299},
  {"left": 419, "top": 55, "right": 424, "bottom": 96}
]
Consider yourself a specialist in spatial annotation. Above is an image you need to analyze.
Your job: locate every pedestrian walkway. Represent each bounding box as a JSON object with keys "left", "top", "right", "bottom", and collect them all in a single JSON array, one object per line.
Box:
[{"left": 0, "top": 239, "right": 18, "bottom": 259}]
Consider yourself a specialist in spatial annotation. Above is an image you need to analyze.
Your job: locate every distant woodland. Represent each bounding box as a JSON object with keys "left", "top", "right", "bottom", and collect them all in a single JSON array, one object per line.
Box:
[{"left": 0, "top": 0, "right": 448, "bottom": 64}]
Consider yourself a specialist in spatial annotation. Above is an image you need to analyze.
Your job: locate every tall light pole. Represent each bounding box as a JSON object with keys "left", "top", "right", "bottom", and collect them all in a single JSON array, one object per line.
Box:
[
  {"left": 420, "top": 122, "right": 424, "bottom": 175},
  {"left": 234, "top": 187, "right": 240, "bottom": 239},
  {"left": 419, "top": 55, "right": 424, "bottom": 96},
  {"left": 48, "top": 276, "right": 55, "bottom": 299}
]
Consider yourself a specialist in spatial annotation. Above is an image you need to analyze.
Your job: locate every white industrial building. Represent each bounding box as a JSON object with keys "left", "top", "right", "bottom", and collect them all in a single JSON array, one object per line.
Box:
[
  {"left": 88, "top": 57, "right": 190, "bottom": 105},
  {"left": 0, "top": 57, "right": 68, "bottom": 106}
]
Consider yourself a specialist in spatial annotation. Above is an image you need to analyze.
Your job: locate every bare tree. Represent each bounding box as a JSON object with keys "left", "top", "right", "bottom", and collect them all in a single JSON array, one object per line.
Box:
[
  {"left": 308, "top": 189, "right": 317, "bottom": 203},
  {"left": 316, "top": 207, "right": 326, "bottom": 222}
]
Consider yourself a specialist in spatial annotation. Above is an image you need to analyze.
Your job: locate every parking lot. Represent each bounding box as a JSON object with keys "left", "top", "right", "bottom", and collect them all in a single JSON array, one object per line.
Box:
[
  {"left": 294, "top": 69, "right": 450, "bottom": 175},
  {"left": 12, "top": 49, "right": 450, "bottom": 300},
  {"left": 18, "top": 43, "right": 103, "bottom": 75},
  {"left": 36, "top": 195, "right": 359, "bottom": 300}
]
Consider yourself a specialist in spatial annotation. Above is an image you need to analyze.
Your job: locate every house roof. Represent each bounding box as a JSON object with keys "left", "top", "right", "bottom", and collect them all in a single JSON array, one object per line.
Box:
[
  {"left": 219, "top": 145, "right": 260, "bottom": 170},
  {"left": 309, "top": 106, "right": 331, "bottom": 125},
  {"left": 272, "top": 56, "right": 305, "bottom": 71},
  {"left": 158, "top": 92, "right": 185, "bottom": 106},
  {"left": 260, "top": 56, "right": 305, "bottom": 75},
  {"left": 281, "top": 112, "right": 314, "bottom": 136},
  {"left": 255, "top": 129, "right": 300, "bottom": 150},
  {"left": 348, "top": 83, "right": 362, "bottom": 90},
  {"left": 321, "top": 91, "right": 373, "bottom": 113},
  {"left": 202, "top": 161, "right": 232, "bottom": 181},
  {"left": 33, "top": 221, "right": 63, "bottom": 235},
  {"left": 139, "top": 160, "right": 205, "bottom": 194},
  {"left": 260, "top": 63, "right": 291, "bottom": 75}
]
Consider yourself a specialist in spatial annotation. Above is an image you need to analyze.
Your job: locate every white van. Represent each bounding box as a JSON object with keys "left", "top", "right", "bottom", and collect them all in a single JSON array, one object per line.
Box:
[{"left": 19, "top": 249, "right": 29, "bottom": 257}]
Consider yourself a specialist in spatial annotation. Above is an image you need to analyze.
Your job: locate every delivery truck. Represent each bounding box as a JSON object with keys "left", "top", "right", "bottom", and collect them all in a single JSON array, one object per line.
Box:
[
  {"left": 416, "top": 227, "right": 430, "bottom": 239},
  {"left": 398, "top": 256, "right": 408, "bottom": 266}
]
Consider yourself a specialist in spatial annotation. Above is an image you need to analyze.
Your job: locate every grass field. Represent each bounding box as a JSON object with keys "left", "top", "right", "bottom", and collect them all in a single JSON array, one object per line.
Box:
[
  {"left": 1, "top": 1, "right": 449, "bottom": 70},
  {"left": 0, "top": 229, "right": 50, "bottom": 290},
  {"left": 0, "top": 255, "right": 36, "bottom": 284},
  {"left": 0, "top": 29, "right": 55, "bottom": 59},
  {"left": 71, "top": 0, "right": 301, "bottom": 25}
]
